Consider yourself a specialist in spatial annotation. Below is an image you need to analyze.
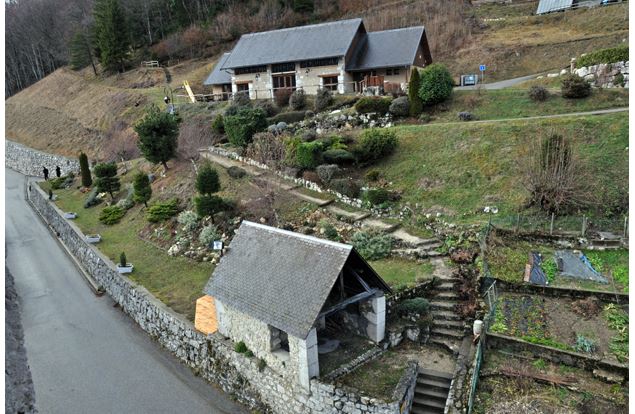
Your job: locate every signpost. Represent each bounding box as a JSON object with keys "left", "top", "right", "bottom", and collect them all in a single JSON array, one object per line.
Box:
[{"left": 479, "top": 65, "right": 486, "bottom": 84}]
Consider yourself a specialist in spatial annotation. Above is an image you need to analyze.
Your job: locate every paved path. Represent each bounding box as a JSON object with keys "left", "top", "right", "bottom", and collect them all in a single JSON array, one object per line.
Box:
[
  {"left": 455, "top": 72, "right": 551, "bottom": 90},
  {"left": 5, "top": 168, "right": 246, "bottom": 414}
]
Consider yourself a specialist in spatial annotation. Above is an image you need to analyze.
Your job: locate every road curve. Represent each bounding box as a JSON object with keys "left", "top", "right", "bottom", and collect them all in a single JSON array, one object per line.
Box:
[{"left": 5, "top": 168, "right": 246, "bottom": 414}]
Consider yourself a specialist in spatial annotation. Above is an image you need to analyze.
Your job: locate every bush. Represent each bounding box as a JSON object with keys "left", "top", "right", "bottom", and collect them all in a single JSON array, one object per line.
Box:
[
  {"left": 233, "top": 92, "right": 251, "bottom": 107},
  {"left": 199, "top": 224, "right": 220, "bottom": 246},
  {"left": 315, "top": 88, "right": 333, "bottom": 112},
  {"left": 295, "top": 141, "right": 324, "bottom": 169},
  {"left": 365, "top": 169, "right": 380, "bottom": 182},
  {"left": 418, "top": 63, "right": 454, "bottom": 106},
  {"left": 305, "top": 110, "right": 315, "bottom": 119},
  {"left": 116, "top": 197, "right": 134, "bottom": 210},
  {"left": 561, "top": 74, "right": 591, "bottom": 99},
  {"left": 322, "top": 149, "right": 354, "bottom": 165},
  {"left": 234, "top": 341, "right": 248, "bottom": 353},
  {"left": 196, "top": 163, "right": 221, "bottom": 195},
  {"left": 354, "top": 129, "right": 398, "bottom": 163},
  {"left": 99, "top": 206, "right": 125, "bottom": 225},
  {"left": 211, "top": 114, "right": 224, "bottom": 134},
  {"left": 227, "top": 166, "right": 247, "bottom": 178},
  {"left": 458, "top": 112, "right": 474, "bottom": 121},
  {"left": 147, "top": 199, "right": 179, "bottom": 222},
  {"left": 419, "top": 113, "right": 431, "bottom": 123},
  {"left": 408, "top": 69, "right": 423, "bottom": 116},
  {"left": 354, "top": 97, "right": 392, "bottom": 114},
  {"left": 397, "top": 298, "right": 430, "bottom": 316},
  {"left": 320, "top": 220, "right": 340, "bottom": 241},
  {"left": 269, "top": 110, "right": 306, "bottom": 125},
  {"left": 529, "top": 86, "right": 549, "bottom": 102},
  {"left": 301, "top": 129, "right": 317, "bottom": 142},
  {"left": 177, "top": 210, "right": 199, "bottom": 232},
  {"left": 289, "top": 89, "right": 306, "bottom": 110},
  {"left": 195, "top": 194, "right": 224, "bottom": 217},
  {"left": 83, "top": 187, "right": 102, "bottom": 208},
  {"left": 350, "top": 229, "right": 393, "bottom": 260},
  {"left": 49, "top": 176, "right": 68, "bottom": 190},
  {"left": 274, "top": 89, "right": 292, "bottom": 107},
  {"left": 257, "top": 358, "right": 267, "bottom": 372},
  {"left": 224, "top": 107, "right": 268, "bottom": 147},
  {"left": 363, "top": 188, "right": 390, "bottom": 206},
  {"left": 389, "top": 96, "right": 410, "bottom": 117},
  {"left": 133, "top": 172, "right": 152, "bottom": 207},
  {"left": 94, "top": 162, "right": 121, "bottom": 198},
  {"left": 574, "top": 334, "right": 597, "bottom": 353},
  {"left": 329, "top": 178, "right": 361, "bottom": 198},
  {"left": 79, "top": 152, "right": 92, "bottom": 187},
  {"left": 576, "top": 45, "right": 629, "bottom": 68},
  {"left": 302, "top": 170, "right": 321, "bottom": 184},
  {"left": 255, "top": 99, "right": 279, "bottom": 117},
  {"left": 316, "top": 164, "right": 340, "bottom": 183}
]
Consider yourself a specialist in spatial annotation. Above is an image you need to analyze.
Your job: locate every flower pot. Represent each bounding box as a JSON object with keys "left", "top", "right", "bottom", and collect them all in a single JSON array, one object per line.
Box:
[
  {"left": 116, "top": 263, "right": 134, "bottom": 274},
  {"left": 64, "top": 212, "right": 78, "bottom": 219},
  {"left": 86, "top": 234, "right": 101, "bottom": 244}
]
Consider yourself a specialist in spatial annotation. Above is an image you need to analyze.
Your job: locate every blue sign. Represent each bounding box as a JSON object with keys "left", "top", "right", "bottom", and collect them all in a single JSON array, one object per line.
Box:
[{"left": 479, "top": 65, "right": 486, "bottom": 72}]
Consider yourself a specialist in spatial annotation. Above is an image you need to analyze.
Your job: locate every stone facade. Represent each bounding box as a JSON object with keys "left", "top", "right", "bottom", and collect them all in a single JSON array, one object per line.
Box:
[
  {"left": 573, "top": 60, "right": 629, "bottom": 89},
  {"left": 9, "top": 140, "right": 418, "bottom": 414},
  {"left": 6, "top": 140, "right": 79, "bottom": 178}
]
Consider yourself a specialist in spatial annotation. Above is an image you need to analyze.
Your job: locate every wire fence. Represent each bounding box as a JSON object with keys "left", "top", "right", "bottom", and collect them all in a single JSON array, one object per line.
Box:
[{"left": 489, "top": 213, "right": 628, "bottom": 239}]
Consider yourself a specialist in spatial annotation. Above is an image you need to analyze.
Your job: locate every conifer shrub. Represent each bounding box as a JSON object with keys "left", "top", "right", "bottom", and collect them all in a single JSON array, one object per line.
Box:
[
  {"left": 79, "top": 152, "right": 92, "bottom": 187},
  {"left": 418, "top": 63, "right": 454, "bottom": 106},
  {"left": 99, "top": 206, "right": 125, "bottom": 225},
  {"left": 354, "top": 129, "right": 398, "bottom": 164},
  {"left": 224, "top": 107, "right": 267, "bottom": 147},
  {"left": 146, "top": 199, "right": 179, "bottom": 222},
  {"left": 561, "top": 74, "right": 591, "bottom": 99}
]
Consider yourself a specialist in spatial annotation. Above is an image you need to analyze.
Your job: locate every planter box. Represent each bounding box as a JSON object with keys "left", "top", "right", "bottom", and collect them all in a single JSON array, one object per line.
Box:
[
  {"left": 64, "top": 212, "right": 77, "bottom": 219},
  {"left": 116, "top": 264, "right": 134, "bottom": 274},
  {"left": 85, "top": 234, "right": 101, "bottom": 244}
]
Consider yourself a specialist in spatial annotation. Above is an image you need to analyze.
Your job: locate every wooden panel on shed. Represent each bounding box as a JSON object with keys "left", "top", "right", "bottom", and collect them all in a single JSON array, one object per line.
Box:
[{"left": 195, "top": 295, "right": 218, "bottom": 334}]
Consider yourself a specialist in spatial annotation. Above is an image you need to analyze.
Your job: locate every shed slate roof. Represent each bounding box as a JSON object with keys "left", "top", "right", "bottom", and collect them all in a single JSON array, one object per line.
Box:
[
  {"left": 347, "top": 27, "right": 427, "bottom": 71},
  {"left": 204, "top": 221, "right": 387, "bottom": 339},
  {"left": 536, "top": 0, "right": 575, "bottom": 14},
  {"left": 203, "top": 53, "right": 232, "bottom": 86},
  {"left": 221, "top": 18, "right": 363, "bottom": 69}
]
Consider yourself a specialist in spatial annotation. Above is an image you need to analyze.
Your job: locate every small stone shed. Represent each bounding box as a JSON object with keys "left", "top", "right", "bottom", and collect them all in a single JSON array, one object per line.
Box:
[{"left": 198, "top": 221, "right": 392, "bottom": 390}]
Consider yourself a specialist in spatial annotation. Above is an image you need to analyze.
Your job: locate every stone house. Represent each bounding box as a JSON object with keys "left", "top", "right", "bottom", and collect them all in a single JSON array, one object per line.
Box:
[
  {"left": 203, "top": 18, "right": 432, "bottom": 99},
  {"left": 197, "top": 221, "right": 392, "bottom": 390}
]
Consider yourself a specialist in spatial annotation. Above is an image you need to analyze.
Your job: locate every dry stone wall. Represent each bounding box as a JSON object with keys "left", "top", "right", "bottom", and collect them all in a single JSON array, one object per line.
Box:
[
  {"left": 11, "top": 139, "right": 418, "bottom": 414},
  {"left": 6, "top": 140, "right": 79, "bottom": 177},
  {"left": 573, "top": 60, "right": 629, "bottom": 88}
]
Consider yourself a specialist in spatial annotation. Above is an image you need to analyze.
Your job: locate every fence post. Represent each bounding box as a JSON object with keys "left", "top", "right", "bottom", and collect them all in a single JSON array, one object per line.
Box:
[
  {"left": 581, "top": 215, "right": 587, "bottom": 237},
  {"left": 550, "top": 213, "right": 555, "bottom": 235},
  {"left": 624, "top": 216, "right": 628, "bottom": 239}
]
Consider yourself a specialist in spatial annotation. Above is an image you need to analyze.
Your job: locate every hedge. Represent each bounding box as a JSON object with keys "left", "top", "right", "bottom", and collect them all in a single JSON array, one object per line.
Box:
[
  {"left": 576, "top": 45, "right": 629, "bottom": 68},
  {"left": 224, "top": 107, "right": 267, "bottom": 147},
  {"left": 268, "top": 110, "right": 306, "bottom": 125},
  {"left": 354, "top": 97, "right": 392, "bottom": 114}
]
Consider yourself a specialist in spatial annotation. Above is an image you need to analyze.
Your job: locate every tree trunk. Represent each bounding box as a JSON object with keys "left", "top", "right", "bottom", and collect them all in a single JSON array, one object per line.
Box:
[{"left": 162, "top": 161, "right": 169, "bottom": 172}]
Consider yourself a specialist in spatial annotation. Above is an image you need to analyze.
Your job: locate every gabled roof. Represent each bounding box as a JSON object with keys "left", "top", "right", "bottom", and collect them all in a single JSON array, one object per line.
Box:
[
  {"left": 347, "top": 26, "right": 429, "bottom": 71},
  {"left": 204, "top": 221, "right": 390, "bottom": 339},
  {"left": 203, "top": 53, "right": 232, "bottom": 86},
  {"left": 221, "top": 18, "right": 364, "bottom": 69},
  {"left": 536, "top": 0, "right": 575, "bottom": 14}
]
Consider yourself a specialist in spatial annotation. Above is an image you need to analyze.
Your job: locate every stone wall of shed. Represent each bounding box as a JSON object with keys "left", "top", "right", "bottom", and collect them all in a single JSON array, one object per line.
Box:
[{"left": 9, "top": 141, "right": 414, "bottom": 414}]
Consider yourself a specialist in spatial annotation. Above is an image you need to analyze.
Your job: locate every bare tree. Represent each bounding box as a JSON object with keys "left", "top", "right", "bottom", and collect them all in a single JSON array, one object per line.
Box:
[
  {"left": 103, "top": 120, "right": 140, "bottom": 171},
  {"left": 177, "top": 116, "right": 219, "bottom": 168}
]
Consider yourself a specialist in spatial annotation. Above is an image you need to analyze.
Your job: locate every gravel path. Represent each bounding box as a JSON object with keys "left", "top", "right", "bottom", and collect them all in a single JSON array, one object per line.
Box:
[{"left": 5, "top": 266, "right": 37, "bottom": 414}]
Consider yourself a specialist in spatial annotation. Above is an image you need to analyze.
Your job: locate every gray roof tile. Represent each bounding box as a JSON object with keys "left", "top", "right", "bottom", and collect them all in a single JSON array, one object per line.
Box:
[
  {"left": 203, "top": 53, "right": 232, "bottom": 86},
  {"left": 221, "top": 19, "right": 363, "bottom": 69},
  {"left": 204, "top": 221, "right": 383, "bottom": 339},
  {"left": 347, "top": 26, "right": 426, "bottom": 71},
  {"left": 536, "top": 0, "right": 575, "bottom": 14}
]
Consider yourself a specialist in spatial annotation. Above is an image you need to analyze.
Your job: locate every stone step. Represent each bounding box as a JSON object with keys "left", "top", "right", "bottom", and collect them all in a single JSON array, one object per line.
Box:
[
  {"left": 415, "top": 388, "right": 449, "bottom": 401},
  {"left": 429, "top": 301, "right": 456, "bottom": 311},
  {"left": 416, "top": 377, "right": 450, "bottom": 391},
  {"left": 201, "top": 152, "right": 264, "bottom": 176},
  {"left": 433, "top": 291, "right": 460, "bottom": 301},
  {"left": 360, "top": 218, "right": 400, "bottom": 232},
  {"left": 288, "top": 189, "right": 334, "bottom": 207},
  {"left": 429, "top": 338, "right": 460, "bottom": 355},
  {"left": 431, "top": 327, "right": 464, "bottom": 340},
  {"left": 418, "top": 368, "right": 454, "bottom": 381},
  {"left": 410, "top": 407, "right": 443, "bottom": 414},
  {"left": 435, "top": 281, "right": 457, "bottom": 291},
  {"left": 432, "top": 319, "right": 464, "bottom": 330},
  {"left": 326, "top": 205, "right": 370, "bottom": 222},
  {"left": 429, "top": 310, "right": 462, "bottom": 321},
  {"left": 413, "top": 397, "right": 445, "bottom": 410},
  {"left": 392, "top": 248, "right": 444, "bottom": 259},
  {"left": 390, "top": 228, "right": 442, "bottom": 247}
]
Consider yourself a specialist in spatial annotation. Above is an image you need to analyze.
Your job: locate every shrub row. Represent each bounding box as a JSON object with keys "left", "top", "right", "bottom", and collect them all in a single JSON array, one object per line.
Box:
[
  {"left": 147, "top": 198, "right": 179, "bottom": 222},
  {"left": 576, "top": 45, "right": 629, "bottom": 68}
]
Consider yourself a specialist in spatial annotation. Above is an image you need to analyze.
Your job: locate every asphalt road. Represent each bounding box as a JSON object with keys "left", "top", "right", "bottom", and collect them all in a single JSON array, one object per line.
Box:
[
  {"left": 5, "top": 168, "right": 246, "bottom": 414},
  {"left": 454, "top": 72, "right": 555, "bottom": 90}
]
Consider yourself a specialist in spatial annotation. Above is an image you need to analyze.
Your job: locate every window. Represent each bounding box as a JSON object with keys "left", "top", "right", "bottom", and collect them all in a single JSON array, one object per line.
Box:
[
  {"left": 236, "top": 83, "right": 250, "bottom": 92},
  {"left": 271, "top": 62, "right": 296, "bottom": 73},
  {"left": 234, "top": 65, "right": 266, "bottom": 75},
  {"left": 322, "top": 76, "right": 338, "bottom": 91},
  {"left": 386, "top": 69, "right": 392, "bottom": 76},
  {"left": 272, "top": 74, "right": 296, "bottom": 90},
  {"left": 386, "top": 68, "right": 400, "bottom": 76},
  {"left": 300, "top": 57, "right": 339, "bottom": 68}
]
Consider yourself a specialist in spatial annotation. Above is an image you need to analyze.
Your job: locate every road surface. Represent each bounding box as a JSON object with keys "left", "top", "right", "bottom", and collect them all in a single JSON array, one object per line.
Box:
[
  {"left": 5, "top": 168, "right": 246, "bottom": 414},
  {"left": 455, "top": 71, "right": 556, "bottom": 90}
]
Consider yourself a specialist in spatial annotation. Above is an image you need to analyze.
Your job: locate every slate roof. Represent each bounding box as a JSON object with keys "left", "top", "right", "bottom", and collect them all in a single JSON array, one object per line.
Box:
[
  {"left": 221, "top": 18, "right": 363, "bottom": 69},
  {"left": 203, "top": 53, "right": 232, "bottom": 86},
  {"left": 536, "top": 0, "right": 575, "bottom": 14},
  {"left": 204, "top": 221, "right": 388, "bottom": 339},
  {"left": 347, "top": 26, "right": 427, "bottom": 71}
]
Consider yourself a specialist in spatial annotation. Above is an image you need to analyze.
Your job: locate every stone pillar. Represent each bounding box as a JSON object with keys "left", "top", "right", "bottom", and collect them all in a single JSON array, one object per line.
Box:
[
  {"left": 363, "top": 293, "right": 386, "bottom": 343},
  {"left": 297, "top": 328, "right": 319, "bottom": 391},
  {"left": 214, "top": 299, "right": 227, "bottom": 336}
]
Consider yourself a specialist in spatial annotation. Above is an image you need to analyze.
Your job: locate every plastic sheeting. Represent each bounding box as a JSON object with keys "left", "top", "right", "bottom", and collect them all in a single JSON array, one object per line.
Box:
[
  {"left": 554, "top": 250, "right": 608, "bottom": 283},
  {"left": 525, "top": 252, "right": 548, "bottom": 286}
]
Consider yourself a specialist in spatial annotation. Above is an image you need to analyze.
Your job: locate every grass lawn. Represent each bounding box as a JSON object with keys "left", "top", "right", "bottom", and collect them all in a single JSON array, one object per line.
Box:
[
  {"left": 370, "top": 113, "right": 627, "bottom": 223},
  {"left": 425, "top": 88, "right": 628, "bottom": 124},
  {"left": 337, "top": 350, "right": 408, "bottom": 401},
  {"left": 369, "top": 258, "right": 434, "bottom": 289}
]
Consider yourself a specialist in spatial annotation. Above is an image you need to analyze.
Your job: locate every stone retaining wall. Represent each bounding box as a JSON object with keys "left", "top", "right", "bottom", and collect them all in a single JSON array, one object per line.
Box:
[
  {"left": 25, "top": 174, "right": 414, "bottom": 414},
  {"left": 573, "top": 60, "right": 629, "bottom": 89},
  {"left": 6, "top": 140, "right": 79, "bottom": 177},
  {"left": 488, "top": 278, "right": 629, "bottom": 304}
]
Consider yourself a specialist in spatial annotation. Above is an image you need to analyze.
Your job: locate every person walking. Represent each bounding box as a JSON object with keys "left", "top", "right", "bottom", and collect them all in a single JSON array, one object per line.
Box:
[
  {"left": 55, "top": 166, "right": 61, "bottom": 178},
  {"left": 43, "top": 166, "right": 49, "bottom": 181}
]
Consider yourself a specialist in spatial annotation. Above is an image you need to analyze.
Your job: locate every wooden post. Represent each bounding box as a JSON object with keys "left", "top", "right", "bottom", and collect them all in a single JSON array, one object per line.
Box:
[
  {"left": 550, "top": 213, "right": 555, "bottom": 235},
  {"left": 624, "top": 216, "right": 628, "bottom": 239},
  {"left": 581, "top": 215, "right": 587, "bottom": 237}
]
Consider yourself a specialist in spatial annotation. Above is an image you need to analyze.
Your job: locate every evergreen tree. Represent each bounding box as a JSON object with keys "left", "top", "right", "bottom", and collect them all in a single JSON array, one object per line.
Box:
[
  {"left": 79, "top": 152, "right": 92, "bottom": 187},
  {"left": 134, "top": 105, "right": 180, "bottom": 171},
  {"left": 408, "top": 69, "right": 423, "bottom": 116},
  {"left": 93, "top": 0, "right": 130, "bottom": 73},
  {"left": 133, "top": 172, "right": 152, "bottom": 207},
  {"left": 418, "top": 63, "right": 454, "bottom": 106},
  {"left": 195, "top": 163, "right": 220, "bottom": 196},
  {"left": 93, "top": 162, "right": 121, "bottom": 199},
  {"left": 69, "top": 31, "right": 97, "bottom": 75}
]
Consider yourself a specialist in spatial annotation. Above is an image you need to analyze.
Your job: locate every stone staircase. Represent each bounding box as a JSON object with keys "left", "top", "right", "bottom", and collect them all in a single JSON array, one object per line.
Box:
[
  {"left": 426, "top": 259, "right": 465, "bottom": 355},
  {"left": 410, "top": 368, "right": 453, "bottom": 414}
]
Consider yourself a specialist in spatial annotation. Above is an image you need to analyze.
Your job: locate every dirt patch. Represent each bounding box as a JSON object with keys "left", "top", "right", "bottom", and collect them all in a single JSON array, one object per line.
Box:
[{"left": 570, "top": 297, "right": 602, "bottom": 319}]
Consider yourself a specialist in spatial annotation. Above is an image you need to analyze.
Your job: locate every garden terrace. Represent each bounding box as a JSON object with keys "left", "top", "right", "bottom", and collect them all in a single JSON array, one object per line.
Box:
[
  {"left": 489, "top": 293, "right": 628, "bottom": 364},
  {"left": 473, "top": 351, "right": 628, "bottom": 413}
]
